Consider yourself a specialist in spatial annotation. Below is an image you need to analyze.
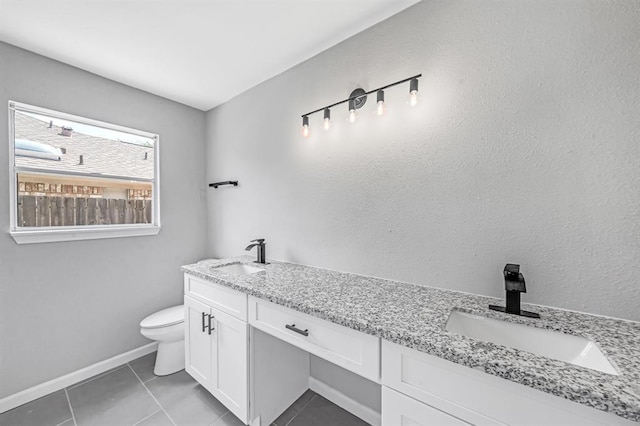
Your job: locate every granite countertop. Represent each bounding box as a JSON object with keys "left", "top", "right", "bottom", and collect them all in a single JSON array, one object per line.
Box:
[{"left": 182, "top": 257, "right": 640, "bottom": 422}]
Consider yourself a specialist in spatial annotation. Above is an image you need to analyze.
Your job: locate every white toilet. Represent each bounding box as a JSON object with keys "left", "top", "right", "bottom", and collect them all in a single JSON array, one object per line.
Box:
[{"left": 140, "top": 305, "right": 185, "bottom": 376}]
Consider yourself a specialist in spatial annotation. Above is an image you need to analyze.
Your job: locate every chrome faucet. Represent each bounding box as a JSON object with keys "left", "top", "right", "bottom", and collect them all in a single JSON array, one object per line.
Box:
[
  {"left": 489, "top": 264, "right": 540, "bottom": 318},
  {"left": 245, "top": 239, "right": 267, "bottom": 264}
]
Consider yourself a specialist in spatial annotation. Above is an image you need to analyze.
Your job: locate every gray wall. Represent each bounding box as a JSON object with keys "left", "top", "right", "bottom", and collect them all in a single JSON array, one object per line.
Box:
[
  {"left": 0, "top": 42, "right": 208, "bottom": 399},
  {"left": 310, "top": 355, "right": 381, "bottom": 412},
  {"left": 206, "top": 0, "right": 640, "bottom": 322},
  {"left": 205, "top": 0, "right": 640, "bottom": 409}
]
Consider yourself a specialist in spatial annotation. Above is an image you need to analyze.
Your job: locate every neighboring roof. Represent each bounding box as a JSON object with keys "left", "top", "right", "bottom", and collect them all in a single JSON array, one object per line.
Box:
[
  {"left": 15, "top": 138, "right": 63, "bottom": 161},
  {"left": 14, "top": 112, "right": 154, "bottom": 180}
]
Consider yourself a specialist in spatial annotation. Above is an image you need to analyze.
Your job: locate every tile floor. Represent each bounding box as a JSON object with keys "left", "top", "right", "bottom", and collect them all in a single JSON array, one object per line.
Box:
[
  {"left": 0, "top": 352, "right": 370, "bottom": 426},
  {"left": 271, "top": 391, "right": 368, "bottom": 426}
]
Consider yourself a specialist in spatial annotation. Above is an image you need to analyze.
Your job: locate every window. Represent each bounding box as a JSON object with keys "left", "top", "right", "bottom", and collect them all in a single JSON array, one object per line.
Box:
[{"left": 8, "top": 101, "right": 160, "bottom": 244}]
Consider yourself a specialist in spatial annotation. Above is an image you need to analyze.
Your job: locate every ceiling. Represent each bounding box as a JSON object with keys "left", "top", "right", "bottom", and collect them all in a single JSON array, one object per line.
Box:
[{"left": 0, "top": 0, "right": 420, "bottom": 111}]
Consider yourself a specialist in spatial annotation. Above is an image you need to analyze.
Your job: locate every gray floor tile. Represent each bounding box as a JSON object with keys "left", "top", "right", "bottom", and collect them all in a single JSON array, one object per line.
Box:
[
  {"left": 145, "top": 370, "right": 227, "bottom": 426},
  {"left": 271, "top": 389, "right": 316, "bottom": 426},
  {"left": 129, "top": 352, "right": 158, "bottom": 383},
  {"left": 134, "top": 410, "right": 174, "bottom": 426},
  {"left": 56, "top": 419, "right": 74, "bottom": 426},
  {"left": 0, "top": 390, "right": 72, "bottom": 426},
  {"left": 209, "top": 411, "right": 245, "bottom": 426},
  {"left": 66, "top": 366, "right": 122, "bottom": 390},
  {"left": 287, "top": 395, "right": 370, "bottom": 426},
  {"left": 67, "top": 365, "right": 159, "bottom": 426}
]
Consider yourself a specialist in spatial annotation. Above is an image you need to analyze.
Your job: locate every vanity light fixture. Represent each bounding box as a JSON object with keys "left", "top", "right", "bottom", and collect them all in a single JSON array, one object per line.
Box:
[
  {"left": 376, "top": 90, "right": 385, "bottom": 116},
  {"left": 300, "top": 73, "right": 421, "bottom": 136},
  {"left": 409, "top": 78, "right": 419, "bottom": 107}
]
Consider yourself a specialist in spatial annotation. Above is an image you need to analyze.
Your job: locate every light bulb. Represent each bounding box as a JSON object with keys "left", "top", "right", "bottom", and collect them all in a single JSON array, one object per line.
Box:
[
  {"left": 410, "top": 91, "right": 418, "bottom": 107},
  {"left": 347, "top": 98, "right": 357, "bottom": 124},
  {"left": 302, "top": 115, "right": 310, "bottom": 138},
  {"left": 323, "top": 108, "right": 331, "bottom": 130}
]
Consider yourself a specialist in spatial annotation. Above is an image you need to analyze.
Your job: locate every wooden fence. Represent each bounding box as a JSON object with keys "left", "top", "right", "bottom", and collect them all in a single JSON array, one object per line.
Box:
[{"left": 17, "top": 196, "right": 152, "bottom": 227}]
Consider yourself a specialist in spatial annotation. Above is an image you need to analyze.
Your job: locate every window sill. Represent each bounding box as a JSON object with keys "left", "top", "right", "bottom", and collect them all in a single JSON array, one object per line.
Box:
[{"left": 10, "top": 225, "right": 161, "bottom": 244}]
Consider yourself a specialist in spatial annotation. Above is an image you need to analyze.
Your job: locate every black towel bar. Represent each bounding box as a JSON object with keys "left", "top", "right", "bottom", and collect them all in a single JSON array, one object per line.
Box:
[{"left": 209, "top": 181, "right": 238, "bottom": 188}]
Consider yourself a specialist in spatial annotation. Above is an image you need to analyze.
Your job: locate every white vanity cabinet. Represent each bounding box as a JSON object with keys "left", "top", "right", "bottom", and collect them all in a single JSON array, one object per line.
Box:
[
  {"left": 381, "top": 340, "right": 636, "bottom": 426},
  {"left": 184, "top": 275, "right": 249, "bottom": 424},
  {"left": 181, "top": 268, "right": 636, "bottom": 426}
]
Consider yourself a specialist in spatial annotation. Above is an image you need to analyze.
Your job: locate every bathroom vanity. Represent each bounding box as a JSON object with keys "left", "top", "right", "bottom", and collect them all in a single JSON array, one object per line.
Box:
[
  {"left": 184, "top": 274, "right": 249, "bottom": 422},
  {"left": 182, "top": 258, "right": 640, "bottom": 426}
]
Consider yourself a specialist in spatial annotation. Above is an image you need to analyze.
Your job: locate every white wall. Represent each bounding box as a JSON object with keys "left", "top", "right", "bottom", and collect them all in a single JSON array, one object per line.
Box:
[
  {"left": 205, "top": 0, "right": 639, "bottom": 409},
  {"left": 0, "top": 42, "right": 208, "bottom": 399}
]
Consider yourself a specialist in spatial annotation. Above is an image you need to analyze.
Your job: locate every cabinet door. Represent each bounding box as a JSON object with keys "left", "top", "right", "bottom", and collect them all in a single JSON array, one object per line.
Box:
[
  {"left": 210, "top": 307, "right": 249, "bottom": 424},
  {"left": 184, "top": 295, "right": 213, "bottom": 386},
  {"left": 382, "top": 387, "right": 470, "bottom": 426}
]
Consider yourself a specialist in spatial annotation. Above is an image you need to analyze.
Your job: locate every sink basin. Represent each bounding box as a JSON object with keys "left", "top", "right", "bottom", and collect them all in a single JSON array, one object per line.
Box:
[
  {"left": 214, "top": 263, "right": 264, "bottom": 275},
  {"left": 445, "top": 310, "right": 617, "bottom": 375}
]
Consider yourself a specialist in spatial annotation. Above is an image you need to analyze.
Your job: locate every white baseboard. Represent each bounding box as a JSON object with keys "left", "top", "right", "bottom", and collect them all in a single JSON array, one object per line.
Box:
[
  {"left": 309, "top": 376, "right": 381, "bottom": 426},
  {"left": 0, "top": 342, "right": 158, "bottom": 414}
]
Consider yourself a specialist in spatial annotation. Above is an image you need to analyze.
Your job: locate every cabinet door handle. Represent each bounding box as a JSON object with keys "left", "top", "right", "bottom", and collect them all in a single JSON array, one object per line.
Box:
[
  {"left": 208, "top": 314, "right": 214, "bottom": 335},
  {"left": 201, "top": 312, "right": 207, "bottom": 333},
  {"left": 285, "top": 324, "right": 309, "bottom": 337}
]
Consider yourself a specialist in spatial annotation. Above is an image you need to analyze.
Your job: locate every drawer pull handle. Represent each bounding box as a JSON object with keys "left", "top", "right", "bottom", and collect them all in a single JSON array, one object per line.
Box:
[
  {"left": 286, "top": 324, "right": 309, "bottom": 337},
  {"left": 201, "top": 312, "right": 207, "bottom": 333},
  {"left": 208, "top": 314, "right": 215, "bottom": 335}
]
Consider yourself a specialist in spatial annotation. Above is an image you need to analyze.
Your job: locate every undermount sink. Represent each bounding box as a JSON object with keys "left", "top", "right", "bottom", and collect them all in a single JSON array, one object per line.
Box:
[
  {"left": 445, "top": 310, "right": 618, "bottom": 375},
  {"left": 214, "top": 263, "right": 264, "bottom": 276}
]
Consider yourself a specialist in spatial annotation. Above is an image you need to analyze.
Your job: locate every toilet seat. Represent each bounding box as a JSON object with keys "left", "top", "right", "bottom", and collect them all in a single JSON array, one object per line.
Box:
[{"left": 140, "top": 305, "right": 184, "bottom": 329}]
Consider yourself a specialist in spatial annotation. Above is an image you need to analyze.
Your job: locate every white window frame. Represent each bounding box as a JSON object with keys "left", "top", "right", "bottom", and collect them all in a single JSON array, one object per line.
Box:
[{"left": 8, "top": 101, "right": 161, "bottom": 244}]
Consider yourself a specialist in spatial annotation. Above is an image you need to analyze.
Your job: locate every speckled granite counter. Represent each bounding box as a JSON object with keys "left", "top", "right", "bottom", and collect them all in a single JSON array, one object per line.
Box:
[{"left": 182, "top": 257, "right": 640, "bottom": 422}]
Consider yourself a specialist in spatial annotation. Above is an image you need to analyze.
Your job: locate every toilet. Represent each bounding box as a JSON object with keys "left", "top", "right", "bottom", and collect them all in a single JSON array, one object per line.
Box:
[{"left": 140, "top": 305, "right": 185, "bottom": 376}]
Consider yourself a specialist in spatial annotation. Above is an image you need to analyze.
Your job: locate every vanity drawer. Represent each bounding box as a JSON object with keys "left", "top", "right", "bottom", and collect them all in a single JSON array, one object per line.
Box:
[
  {"left": 184, "top": 274, "right": 247, "bottom": 321},
  {"left": 248, "top": 296, "right": 380, "bottom": 382}
]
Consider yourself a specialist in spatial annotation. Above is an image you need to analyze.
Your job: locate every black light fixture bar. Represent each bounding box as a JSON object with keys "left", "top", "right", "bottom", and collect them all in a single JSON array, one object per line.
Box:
[{"left": 301, "top": 74, "right": 422, "bottom": 118}]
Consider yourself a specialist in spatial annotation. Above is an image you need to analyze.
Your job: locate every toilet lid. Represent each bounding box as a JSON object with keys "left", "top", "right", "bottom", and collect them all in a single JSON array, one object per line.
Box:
[{"left": 140, "top": 305, "right": 184, "bottom": 329}]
